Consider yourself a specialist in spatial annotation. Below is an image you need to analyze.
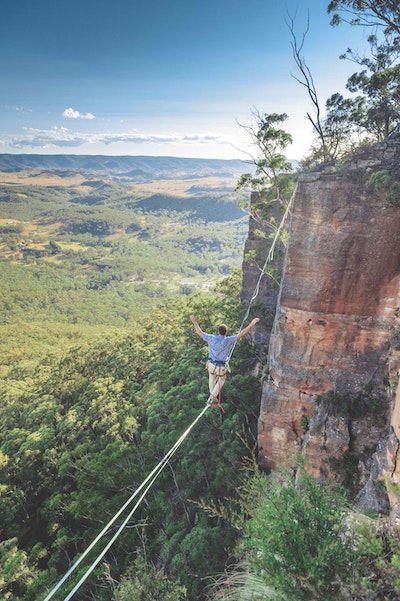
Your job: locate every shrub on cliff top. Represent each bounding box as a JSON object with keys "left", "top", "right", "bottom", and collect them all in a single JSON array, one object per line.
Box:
[{"left": 243, "top": 467, "right": 354, "bottom": 601}]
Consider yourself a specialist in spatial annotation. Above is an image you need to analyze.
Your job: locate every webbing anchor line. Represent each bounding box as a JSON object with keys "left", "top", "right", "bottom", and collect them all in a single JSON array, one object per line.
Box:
[{"left": 225, "top": 186, "right": 296, "bottom": 368}]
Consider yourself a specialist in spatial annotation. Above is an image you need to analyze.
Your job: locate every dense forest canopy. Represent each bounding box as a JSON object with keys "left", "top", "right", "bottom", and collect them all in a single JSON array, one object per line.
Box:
[{"left": 0, "top": 273, "right": 264, "bottom": 601}]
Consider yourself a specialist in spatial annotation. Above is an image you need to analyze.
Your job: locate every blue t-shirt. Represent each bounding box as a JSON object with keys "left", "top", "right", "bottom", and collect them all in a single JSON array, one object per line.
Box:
[{"left": 202, "top": 333, "right": 238, "bottom": 362}]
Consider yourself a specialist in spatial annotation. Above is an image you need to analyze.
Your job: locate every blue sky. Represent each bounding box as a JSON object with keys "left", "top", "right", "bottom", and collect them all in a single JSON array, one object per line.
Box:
[{"left": 0, "top": 0, "right": 368, "bottom": 160}]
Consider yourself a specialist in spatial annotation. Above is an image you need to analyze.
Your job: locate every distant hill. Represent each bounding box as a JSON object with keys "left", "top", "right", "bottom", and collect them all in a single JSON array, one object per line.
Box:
[
  {"left": 134, "top": 193, "right": 245, "bottom": 221},
  {"left": 0, "top": 153, "right": 248, "bottom": 180}
]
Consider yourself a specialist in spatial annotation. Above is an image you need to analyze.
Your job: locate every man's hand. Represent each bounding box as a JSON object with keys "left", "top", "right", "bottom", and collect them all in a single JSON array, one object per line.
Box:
[
  {"left": 190, "top": 315, "right": 203, "bottom": 337},
  {"left": 237, "top": 317, "right": 260, "bottom": 339}
]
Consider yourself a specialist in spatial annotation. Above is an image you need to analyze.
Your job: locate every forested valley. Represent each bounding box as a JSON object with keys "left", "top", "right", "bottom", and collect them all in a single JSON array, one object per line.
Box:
[
  {"left": 0, "top": 163, "right": 264, "bottom": 600},
  {"left": 0, "top": 168, "right": 247, "bottom": 379}
]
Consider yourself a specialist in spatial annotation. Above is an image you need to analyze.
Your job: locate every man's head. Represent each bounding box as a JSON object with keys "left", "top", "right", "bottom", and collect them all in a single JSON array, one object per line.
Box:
[{"left": 218, "top": 324, "right": 228, "bottom": 336}]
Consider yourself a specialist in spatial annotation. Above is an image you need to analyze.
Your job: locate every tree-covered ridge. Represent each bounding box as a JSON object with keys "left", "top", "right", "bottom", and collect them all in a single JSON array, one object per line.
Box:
[{"left": 0, "top": 277, "right": 262, "bottom": 601}]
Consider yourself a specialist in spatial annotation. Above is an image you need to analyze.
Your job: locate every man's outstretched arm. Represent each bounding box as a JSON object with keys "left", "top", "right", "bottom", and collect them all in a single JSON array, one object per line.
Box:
[
  {"left": 190, "top": 315, "right": 203, "bottom": 338},
  {"left": 237, "top": 317, "right": 260, "bottom": 339}
]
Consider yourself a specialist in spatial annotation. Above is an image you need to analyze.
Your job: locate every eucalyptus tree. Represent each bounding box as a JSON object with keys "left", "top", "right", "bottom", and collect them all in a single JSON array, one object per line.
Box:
[
  {"left": 327, "top": 0, "right": 400, "bottom": 140},
  {"left": 328, "top": 1, "right": 400, "bottom": 35},
  {"left": 235, "top": 111, "right": 295, "bottom": 284},
  {"left": 236, "top": 110, "right": 295, "bottom": 206},
  {"left": 288, "top": 2, "right": 400, "bottom": 167},
  {"left": 286, "top": 10, "right": 363, "bottom": 165},
  {"left": 236, "top": 110, "right": 295, "bottom": 234}
]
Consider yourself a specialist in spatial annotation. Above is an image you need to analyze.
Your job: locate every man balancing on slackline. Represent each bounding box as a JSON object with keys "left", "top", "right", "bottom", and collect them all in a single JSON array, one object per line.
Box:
[{"left": 190, "top": 314, "right": 260, "bottom": 405}]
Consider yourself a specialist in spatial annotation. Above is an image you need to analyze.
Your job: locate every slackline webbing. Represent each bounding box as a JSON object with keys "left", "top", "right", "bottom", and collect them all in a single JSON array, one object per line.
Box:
[
  {"left": 43, "top": 404, "right": 209, "bottom": 601},
  {"left": 42, "top": 186, "right": 295, "bottom": 600}
]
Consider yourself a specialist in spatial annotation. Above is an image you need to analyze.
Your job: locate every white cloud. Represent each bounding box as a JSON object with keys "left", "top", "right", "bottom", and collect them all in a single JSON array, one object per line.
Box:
[
  {"left": 9, "top": 127, "right": 88, "bottom": 148},
  {"left": 101, "top": 132, "right": 228, "bottom": 145},
  {"left": 62, "top": 107, "right": 95, "bottom": 120},
  {"left": 6, "top": 127, "right": 230, "bottom": 149}
]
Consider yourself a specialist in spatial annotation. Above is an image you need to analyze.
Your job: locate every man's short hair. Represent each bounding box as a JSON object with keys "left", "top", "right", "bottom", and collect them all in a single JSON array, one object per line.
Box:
[{"left": 218, "top": 324, "right": 228, "bottom": 336}]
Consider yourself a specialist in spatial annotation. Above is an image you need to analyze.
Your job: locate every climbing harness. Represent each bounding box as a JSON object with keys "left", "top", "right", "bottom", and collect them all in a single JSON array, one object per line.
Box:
[
  {"left": 206, "top": 360, "right": 227, "bottom": 411},
  {"left": 43, "top": 186, "right": 296, "bottom": 600}
]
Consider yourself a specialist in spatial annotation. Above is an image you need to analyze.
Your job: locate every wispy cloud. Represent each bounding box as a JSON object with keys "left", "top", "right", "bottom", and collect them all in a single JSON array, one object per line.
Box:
[
  {"left": 101, "top": 132, "right": 228, "bottom": 145},
  {"left": 0, "top": 104, "right": 31, "bottom": 114},
  {"left": 62, "top": 107, "right": 95, "bottom": 120},
  {"left": 8, "top": 127, "right": 88, "bottom": 148},
  {"left": 6, "top": 127, "right": 230, "bottom": 149}
]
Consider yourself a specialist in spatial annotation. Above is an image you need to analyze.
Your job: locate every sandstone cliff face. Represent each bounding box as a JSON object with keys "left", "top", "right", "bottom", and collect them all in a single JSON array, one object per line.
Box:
[{"left": 252, "top": 134, "right": 400, "bottom": 515}]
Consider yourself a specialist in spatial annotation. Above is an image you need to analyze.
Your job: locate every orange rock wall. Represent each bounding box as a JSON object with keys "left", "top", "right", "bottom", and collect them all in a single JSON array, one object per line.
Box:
[{"left": 255, "top": 137, "right": 400, "bottom": 513}]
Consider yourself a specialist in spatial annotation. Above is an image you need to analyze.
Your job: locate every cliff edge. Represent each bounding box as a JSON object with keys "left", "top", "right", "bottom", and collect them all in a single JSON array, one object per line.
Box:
[{"left": 252, "top": 133, "right": 400, "bottom": 515}]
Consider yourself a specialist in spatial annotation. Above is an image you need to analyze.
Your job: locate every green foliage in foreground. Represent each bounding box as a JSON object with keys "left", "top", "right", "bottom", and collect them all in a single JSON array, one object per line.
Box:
[
  {"left": 209, "top": 465, "right": 400, "bottom": 601},
  {"left": 0, "top": 275, "right": 262, "bottom": 601},
  {"left": 245, "top": 468, "right": 354, "bottom": 601}
]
